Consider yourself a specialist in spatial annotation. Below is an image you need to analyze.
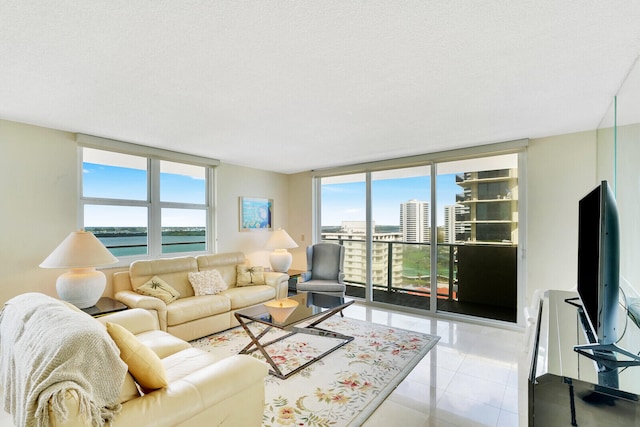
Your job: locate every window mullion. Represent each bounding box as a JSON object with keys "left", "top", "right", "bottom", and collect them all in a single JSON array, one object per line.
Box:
[{"left": 149, "top": 158, "right": 161, "bottom": 257}]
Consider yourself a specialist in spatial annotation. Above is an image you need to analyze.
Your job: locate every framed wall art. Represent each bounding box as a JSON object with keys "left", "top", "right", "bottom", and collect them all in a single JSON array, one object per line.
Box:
[{"left": 239, "top": 196, "right": 273, "bottom": 231}]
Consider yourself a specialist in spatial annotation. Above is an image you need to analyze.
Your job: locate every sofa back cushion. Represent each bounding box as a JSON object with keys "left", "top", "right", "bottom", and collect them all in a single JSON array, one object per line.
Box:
[
  {"left": 130, "top": 256, "right": 198, "bottom": 298},
  {"left": 196, "top": 252, "right": 245, "bottom": 287}
]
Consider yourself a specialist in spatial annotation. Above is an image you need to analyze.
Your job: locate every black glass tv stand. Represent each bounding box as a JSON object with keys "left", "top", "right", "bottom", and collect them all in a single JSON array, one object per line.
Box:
[{"left": 565, "top": 296, "right": 640, "bottom": 371}]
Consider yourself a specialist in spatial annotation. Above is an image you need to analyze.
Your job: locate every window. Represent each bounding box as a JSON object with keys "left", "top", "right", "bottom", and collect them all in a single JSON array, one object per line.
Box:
[
  {"left": 79, "top": 140, "right": 216, "bottom": 260},
  {"left": 314, "top": 141, "right": 525, "bottom": 323}
]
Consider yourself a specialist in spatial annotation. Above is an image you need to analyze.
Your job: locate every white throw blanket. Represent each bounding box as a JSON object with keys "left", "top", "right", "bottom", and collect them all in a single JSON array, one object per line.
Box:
[{"left": 0, "top": 293, "right": 128, "bottom": 427}]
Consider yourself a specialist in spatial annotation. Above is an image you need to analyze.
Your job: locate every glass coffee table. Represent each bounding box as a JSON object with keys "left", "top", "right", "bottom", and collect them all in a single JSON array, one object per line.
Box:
[{"left": 234, "top": 292, "right": 354, "bottom": 379}]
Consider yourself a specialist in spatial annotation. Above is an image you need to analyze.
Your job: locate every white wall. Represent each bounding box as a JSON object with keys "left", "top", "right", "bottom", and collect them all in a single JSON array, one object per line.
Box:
[
  {"left": 215, "top": 162, "right": 291, "bottom": 267},
  {"left": 525, "top": 130, "right": 597, "bottom": 305},
  {"left": 285, "top": 171, "right": 314, "bottom": 270},
  {"left": 0, "top": 120, "right": 79, "bottom": 304}
]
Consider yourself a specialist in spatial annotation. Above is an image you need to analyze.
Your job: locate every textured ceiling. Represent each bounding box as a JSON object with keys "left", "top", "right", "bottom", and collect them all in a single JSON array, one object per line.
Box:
[{"left": 1, "top": 1, "right": 639, "bottom": 173}]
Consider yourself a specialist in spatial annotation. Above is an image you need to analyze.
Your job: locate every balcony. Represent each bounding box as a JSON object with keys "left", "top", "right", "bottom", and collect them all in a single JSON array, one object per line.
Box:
[{"left": 324, "top": 238, "right": 517, "bottom": 323}]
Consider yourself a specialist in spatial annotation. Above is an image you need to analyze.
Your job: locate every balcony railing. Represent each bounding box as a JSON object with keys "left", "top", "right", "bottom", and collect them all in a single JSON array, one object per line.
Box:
[{"left": 323, "top": 237, "right": 518, "bottom": 322}]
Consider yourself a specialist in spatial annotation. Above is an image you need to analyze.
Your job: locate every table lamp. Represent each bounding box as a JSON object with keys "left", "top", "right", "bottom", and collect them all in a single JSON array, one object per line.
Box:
[
  {"left": 264, "top": 298, "right": 299, "bottom": 323},
  {"left": 40, "top": 230, "right": 118, "bottom": 308},
  {"left": 265, "top": 228, "right": 298, "bottom": 272}
]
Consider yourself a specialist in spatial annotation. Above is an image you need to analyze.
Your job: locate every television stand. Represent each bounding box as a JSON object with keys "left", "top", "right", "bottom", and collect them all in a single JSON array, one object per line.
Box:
[
  {"left": 529, "top": 290, "right": 640, "bottom": 426},
  {"left": 573, "top": 342, "right": 640, "bottom": 370},
  {"left": 564, "top": 296, "right": 640, "bottom": 370}
]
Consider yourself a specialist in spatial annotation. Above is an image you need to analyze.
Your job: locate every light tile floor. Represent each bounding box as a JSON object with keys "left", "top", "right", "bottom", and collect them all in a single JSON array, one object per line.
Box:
[{"left": 343, "top": 303, "right": 527, "bottom": 427}]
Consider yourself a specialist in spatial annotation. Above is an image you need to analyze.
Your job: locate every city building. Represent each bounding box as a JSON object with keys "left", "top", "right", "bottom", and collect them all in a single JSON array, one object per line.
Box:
[
  {"left": 454, "top": 169, "right": 518, "bottom": 244},
  {"left": 400, "top": 199, "right": 430, "bottom": 243},
  {"left": 322, "top": 221, "right": 403, "bottom": 287}
]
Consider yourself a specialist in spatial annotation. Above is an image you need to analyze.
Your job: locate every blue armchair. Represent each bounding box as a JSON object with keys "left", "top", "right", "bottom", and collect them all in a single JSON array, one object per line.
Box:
[{"left": 296, "top": 243, "right": 346, "bottom": 298}]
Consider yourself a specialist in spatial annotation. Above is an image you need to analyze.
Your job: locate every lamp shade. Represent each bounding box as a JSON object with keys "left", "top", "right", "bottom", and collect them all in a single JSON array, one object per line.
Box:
[
  {"left": 40, "top": 231, "right": 118, "bottom": 268},
  {"left": 265, "top": 229, "right": 298, "bottom": 250},
  {"left": 40, "top": 231, "right": 118, "bottom": 308}
]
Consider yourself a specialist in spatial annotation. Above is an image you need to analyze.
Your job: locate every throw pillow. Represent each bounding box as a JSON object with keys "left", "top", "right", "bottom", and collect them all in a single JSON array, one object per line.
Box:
[
  {"left": 236, "top": 265, "right": 266, "bottom": 286},
  {"left": 188, "top": 269, "right": 228, "bottom": 296},
  {"left": 135, "top": 276, "right": 180, "bottom": 304},
  {"left": 106, "top": 322, "right": 168, "bottom": 393}
]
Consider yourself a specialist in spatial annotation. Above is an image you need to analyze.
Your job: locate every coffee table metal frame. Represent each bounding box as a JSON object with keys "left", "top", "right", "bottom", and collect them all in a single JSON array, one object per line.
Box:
[{"left": 234, "top": 294, "right": 354, "bottom": 379}]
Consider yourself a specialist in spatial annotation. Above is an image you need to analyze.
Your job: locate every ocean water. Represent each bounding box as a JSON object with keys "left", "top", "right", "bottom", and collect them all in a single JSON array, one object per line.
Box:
[{"left": 97, "top": 235, "right": 206, "bottom": 257}]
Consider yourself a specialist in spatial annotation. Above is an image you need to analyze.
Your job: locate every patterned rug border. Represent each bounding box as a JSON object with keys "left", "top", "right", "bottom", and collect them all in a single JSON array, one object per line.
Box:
[{"left": 192, "top": 316, "right": 440, "bottom": 427}]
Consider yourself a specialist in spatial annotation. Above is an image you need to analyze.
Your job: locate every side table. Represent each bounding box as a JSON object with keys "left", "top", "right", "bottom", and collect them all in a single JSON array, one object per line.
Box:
[
  {"left": 81, "top": 297, "right": 128, "bottom": 317},
  {"left": 287, "top": 269, "right": 305, "bottom": 293}
]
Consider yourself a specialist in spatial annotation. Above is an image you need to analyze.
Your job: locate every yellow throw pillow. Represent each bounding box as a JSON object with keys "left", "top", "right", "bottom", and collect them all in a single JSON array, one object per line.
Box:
[
  {"left": 236, "top": 265, "right": 266, "bottom": 286},
  {"left": 135, "top": 276, "right": 180, "bottom": 304},
  {"left": 106, "top": 322, "right": 168, "bottom": 392}
]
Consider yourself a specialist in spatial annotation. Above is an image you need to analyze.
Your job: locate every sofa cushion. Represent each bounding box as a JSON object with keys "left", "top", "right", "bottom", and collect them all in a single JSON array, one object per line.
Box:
[
  {"left": 161, "top": 348, "right": 221, "bottom": 383},
  {"left": 119, "top": 372, "right": 141, "bottom": 403},
  {"left": 236, "top": 265, "right": 265, "bottom": 286},
  {"left": 188, "top": 269, "right": 228, "bottom": 296},
  {"left": 135, "top": 276, "right": 180, "bottom": 304},
  {"left": 130, "top": 256, "right": 198, "bottom": 298},
  {"left": 223, "top": 285, "right": 276, "bottom": 310},
  {"left": 196, "top": 252, "right": 245, "bottom": 286},
  {"left": 106, "top": 322, "right": 168, "bottom": 392},
  {"left": 166, "top": 295, "right": 231, "bottom": 326}
]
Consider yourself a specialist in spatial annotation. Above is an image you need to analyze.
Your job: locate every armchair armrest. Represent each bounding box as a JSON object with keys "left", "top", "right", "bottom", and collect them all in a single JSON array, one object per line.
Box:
[
  {"left": 264, "top": 271, "right": 289, "bottom": 299},
  {"left": 114, "top": 290, "right": 168, "bottom": 331}
]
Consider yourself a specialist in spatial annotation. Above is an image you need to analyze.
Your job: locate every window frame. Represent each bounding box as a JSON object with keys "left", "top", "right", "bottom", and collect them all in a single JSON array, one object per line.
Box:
[
  {"left": 312, "top": 139, "right": 528, "bottom": 323},
  {"left": 77, "top": 134, "right": 218, "bottom": 265}
]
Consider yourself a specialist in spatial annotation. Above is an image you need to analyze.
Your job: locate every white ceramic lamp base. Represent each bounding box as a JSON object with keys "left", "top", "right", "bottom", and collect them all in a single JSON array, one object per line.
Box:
[
  {"left": 56, "top": 267, "right": 106, "bottom": 308},
  {"left": 269, "top": 249, "right": 292, "bottom": 273}
]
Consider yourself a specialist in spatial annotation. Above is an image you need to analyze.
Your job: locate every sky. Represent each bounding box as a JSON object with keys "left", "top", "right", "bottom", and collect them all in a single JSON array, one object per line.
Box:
[
  {"left": 83, "top": 163, "right": 206, "bottom": 227},
  {"left": 84, "top": 162, "right": 463, "bottom": 228},
  {"left": 321, "top": 174, "right": 460, "bottom": 227}
]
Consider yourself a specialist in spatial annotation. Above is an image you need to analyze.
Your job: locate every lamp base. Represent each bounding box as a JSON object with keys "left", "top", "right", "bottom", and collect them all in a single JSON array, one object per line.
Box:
[
  {"left": 56, "top": 267, "right": 106, "bottom": 309},
  {"left": 269, "top": 249, "right": 292, "bottom": 273}
]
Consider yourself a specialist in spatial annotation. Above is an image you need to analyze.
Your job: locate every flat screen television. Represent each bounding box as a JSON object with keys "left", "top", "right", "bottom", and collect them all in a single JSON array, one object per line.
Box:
[{"left": 577, "top": 180, "right": 620, "bottom": 346}]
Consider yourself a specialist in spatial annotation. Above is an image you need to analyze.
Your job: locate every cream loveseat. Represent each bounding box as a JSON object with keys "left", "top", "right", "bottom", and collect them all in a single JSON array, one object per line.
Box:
[
  {"left": 0, "top": 293, "right": 268, "bottom": 427},
  {"left": 113, "top": 252, "right": 289, "bottom": 341}
]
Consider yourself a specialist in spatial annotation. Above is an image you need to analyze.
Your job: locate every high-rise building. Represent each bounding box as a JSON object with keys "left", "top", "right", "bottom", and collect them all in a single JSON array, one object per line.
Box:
[
  {"left": 454, "top": 169, "right": 518, "bottom": 244},
  {"left": 400, "top": 199, "right": 430, "bottom": 243},
  {"left": 321, "top": 221, "right": 403, "bottom": 287}
]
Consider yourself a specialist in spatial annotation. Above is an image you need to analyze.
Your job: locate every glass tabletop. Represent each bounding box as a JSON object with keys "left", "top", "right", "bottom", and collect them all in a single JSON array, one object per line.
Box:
[{"left": 235, "top": 292, "right": 349, "bottom": 329}]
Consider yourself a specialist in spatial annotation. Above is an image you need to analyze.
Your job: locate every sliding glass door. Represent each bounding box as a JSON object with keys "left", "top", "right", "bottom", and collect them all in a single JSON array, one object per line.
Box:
[
  {"left": 319, "top": 174, "right": 368, "bottom": 299},
  {"left": 436, "top": 155, "right": 519, "bottom": 322},
  {"left": 371, "top": 167, "right": 431, "bottom": 309},
  {"left": 315, "top": 147, "right": 523, "bottom": 324}
]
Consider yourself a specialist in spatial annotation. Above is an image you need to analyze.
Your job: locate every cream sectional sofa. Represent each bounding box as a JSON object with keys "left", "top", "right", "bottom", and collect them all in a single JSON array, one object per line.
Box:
[
  {"left": 0, "top": 294, "right": 268, "bottom": 427},
  {"left": 113, "top": 252, "right": 289, "bottom": 341}
]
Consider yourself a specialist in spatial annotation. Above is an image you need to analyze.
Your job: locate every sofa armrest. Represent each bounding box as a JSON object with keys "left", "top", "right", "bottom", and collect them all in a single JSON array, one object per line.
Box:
[
  {"left": 117, "top": 355, "right": 268, "bottom": 426},
  {"left": 114, "top": 290, "right": 168, "bottom": 331},
  {"left": 264, "top": 271, "right": 289, "bottom": 299},
  {"left": 96, "top": 308, "right": 160, "bottom": 334},
  {"left": 48, "top": 390, "right": 95, "bottom": 427}
]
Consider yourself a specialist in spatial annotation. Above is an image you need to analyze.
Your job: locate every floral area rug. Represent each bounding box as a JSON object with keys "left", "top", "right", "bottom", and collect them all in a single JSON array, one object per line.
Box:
[{"left": 191, "top": 316, "right": 440, "bottom": 427}]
